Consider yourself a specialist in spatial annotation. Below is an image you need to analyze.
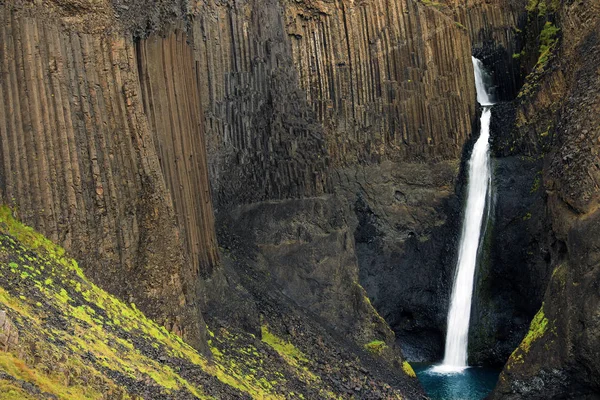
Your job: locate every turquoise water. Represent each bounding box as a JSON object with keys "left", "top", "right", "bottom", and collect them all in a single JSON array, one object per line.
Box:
[{"left": 414, "top": 364, "right": 500, "bottom": 400}]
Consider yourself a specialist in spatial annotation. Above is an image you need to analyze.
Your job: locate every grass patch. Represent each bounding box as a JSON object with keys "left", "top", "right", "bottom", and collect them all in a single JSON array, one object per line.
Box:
[
  {"left": 261, "top": 325, "right": 309, "bottom": 367},
  {"left": 0, "top": 205, "right": 306, "bottom": 399},
  {"left": 363, "top": 340, "right": 387, "bottom": 355},
  {"left": 402, "top": 361, "right": 416, "bottom": 378},
  {"left": 537, "top": 22, "right": 560, "bottom": 67}
]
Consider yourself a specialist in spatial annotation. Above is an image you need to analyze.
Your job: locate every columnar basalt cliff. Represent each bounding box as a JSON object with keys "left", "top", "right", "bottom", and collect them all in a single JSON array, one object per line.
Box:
[
  {"left": 0, "top": 0, "right": 484, "bottom": 394},
  {"left": 284, "top": 0, "right": 477, "bottom": 164},
  {"left": 186, "top": 0, "right": 489, "bottom": 365},
  {"left": 0, "top": 7, "right": 208, "bottom": 349},
  {"left": 449, "top": 0, "right": 527, "bottom": 99},
  {"left": 192, "top": 0, "right": 477, "bottom": 207},
  {"left": 136, "top": 29, "right": 220, "bottom": 278},
  {"left": 191, "top": 0, "right": 331, "bottom": 207},
  {"left": 4, "top": 0, "right": 600, "bottom": 396}
]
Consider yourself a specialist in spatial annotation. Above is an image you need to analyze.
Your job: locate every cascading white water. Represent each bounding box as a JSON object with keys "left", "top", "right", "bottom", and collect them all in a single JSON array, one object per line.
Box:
[
  {"left": 433, "top": 57, "right": 493, "bottom": 373},
  {"left": 472, "top": 57, "right": 494, "bottom": 106}
]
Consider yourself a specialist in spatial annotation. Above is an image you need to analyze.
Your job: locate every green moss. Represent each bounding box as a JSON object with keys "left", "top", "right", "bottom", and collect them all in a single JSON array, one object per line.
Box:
[
  {"left": 512, "top": 50, "right": 526, "bottom": 59},
  {"left": 530, "top": 174, "right": 541, "bottom": 193},
  {"left": 0, "top": 352, "right": 104, "bottom": 399},
  {"left": 0, "top": 380, "right": 39, "bottom": 400},
  {"left": 363, "top": 340, "right": 387, "bottom": 355},
  {"left": 0, "top": 205, "right": 308, "bottom": 399},
  {"left": 402, "top": 361, "right": 416, "bottom": 378},
  {"left": 526, "top": 0, "right": 559, "bottom": 15},
  {"left": 420, "top": 0, "right": 445, "bottom": 10},
  {"left": 261, "top": 325, "right": 309, "bottom": 367},
  {"left": 552, "top": 264, "right": 567, "bottom": 288},
  {"left": 537, "top": 22, "right": 560, "bottom": 66},
  {"left": 454, "top": 21, "right": 467, "bottom": 31},
  {"left": 520, "top": 305, "right": 549, "bottom": 353},
  {"left": 507, "top": 303, "right": 551, "bottom": 369}
]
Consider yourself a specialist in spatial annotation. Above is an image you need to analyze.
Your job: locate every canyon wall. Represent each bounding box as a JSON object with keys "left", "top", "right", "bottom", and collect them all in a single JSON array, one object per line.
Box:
[
  {"left": 284, "top": 0, "right": 476, "bottom": 164},
  {"left": 192, "top": 0, "right": 477, "bottom": 207},
  {"left": 0, "top": 4, "right": 210, "bottom": 349},
  {"left": 491, "top": 0, "right": 600, "bottom": 397},
  {"left": 189, "top": 0, "right": 484, "bottom": 362},
  {"left": 3, "top": 0, "right": 580, "bottom": 395},
  {"left": 452, "top": 0, "right": 527, "bottom": 99},
  {"left": 136, "top": 29, "right": 220, "bottom": 278}
]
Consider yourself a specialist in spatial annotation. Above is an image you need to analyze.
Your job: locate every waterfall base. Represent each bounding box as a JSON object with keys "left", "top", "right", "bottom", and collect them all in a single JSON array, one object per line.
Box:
[
  {"left": 415, "top": 363, "right": 500, "bottom": 400},
  {"left": 429, "top": 364, "right": 469, "bottom": 374}
]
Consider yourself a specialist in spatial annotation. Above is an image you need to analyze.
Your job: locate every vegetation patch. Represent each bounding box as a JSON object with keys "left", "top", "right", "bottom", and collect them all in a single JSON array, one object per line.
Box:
[
  {"left": 507, "top": 303, "right": 551, "bottom": 368},
  {"left": 0, "top": 205, "right": 360, "bottom": 399},
  {"left": 402, "top": 361, "right": 416, "bottom": 378},
  {"left": 363, "top": 340, "right": 387, "bottom": 355},
  {"left": 526, "top": 0, "right": 559, "bottom": 16},
  {"left": 537, "top": 22, "right": 560, "bottom": 67},
  {"left": 520, "top": 305, "right": 549, "bottom": 353}
]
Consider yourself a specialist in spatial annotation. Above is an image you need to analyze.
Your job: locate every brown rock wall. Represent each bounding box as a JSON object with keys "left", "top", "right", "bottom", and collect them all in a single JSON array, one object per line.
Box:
[
  {"left": 136, "top": 28, "right": 220, "bottom": 278},
  {"left": 0, "top": 7, "right": 207, "bottom": 350},
  {"left": 192, "top": 0, "right": 477, "bottom": 207},
  {"left": 285, "top": 0, "right": 477, "bottom": 164},
  {"left": 192, "top": 0, "right": 331, "bottom": 207},
  {"left": 491, "top": 0, "right": 600, "bottom": 397}
]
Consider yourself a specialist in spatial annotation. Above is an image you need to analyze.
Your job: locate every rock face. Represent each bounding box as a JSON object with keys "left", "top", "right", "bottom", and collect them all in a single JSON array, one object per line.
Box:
[
  {"left": 284, "top": 0, "right": 477, "bottom": 164},
  {"left": 193, "top": 0, "right": 477, "bottom": 208},
  {"left": 0, "top": 310, "right": 18, "bottom": 352},
  {"left": 0, "top": 0, "right": 482, "bottom": 390},
  {"left": 452, "top": 0, "right": 527, "bottom": 100},
  {"left": 136, "top": 29, "right": 220, "bottom": 278},
  {"left": 191, "top": 0, "right": 485, "bottom": 362},
  {"left": 192, "top": 0, "right": 331, "bottom": 207},
  {"left": 0, "top": 5, "right": 209, "bottom": 349},
  {"left": 9, "top": 0, "right": 596, "bottom": 395},
  {"left": 490, "top": 0, "right": 600, "bottom": 397},
  {"left": 332, "top": 160, "right": 463, "bottom": 361},
  {"left": 469, "top": 153, "right": 551, "bottom": 366},
  {"left": 221, "top": 195, "right": 396, "bottom": 347}
]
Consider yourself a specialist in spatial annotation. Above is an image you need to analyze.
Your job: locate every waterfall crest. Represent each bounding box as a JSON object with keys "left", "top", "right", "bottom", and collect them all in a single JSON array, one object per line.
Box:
[
  {"left": 434, "top": 57, "right": 494, "bottom": 373},
  {"left": 472, "top": 57, "right": 494, "bottom": 106}
]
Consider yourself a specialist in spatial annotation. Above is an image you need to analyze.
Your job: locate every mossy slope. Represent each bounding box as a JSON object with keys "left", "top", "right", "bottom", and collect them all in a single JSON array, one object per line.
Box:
[{"left": 0, "top": 206, "right": 403, "bottom": 399}]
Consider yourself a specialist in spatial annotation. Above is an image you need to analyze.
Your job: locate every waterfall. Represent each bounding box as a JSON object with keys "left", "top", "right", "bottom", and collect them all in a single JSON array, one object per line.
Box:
[
  {"left": 472, "top": 57, "right": 494, "bottom": 106},
  {"left": 434, "top": 57, "right": 494, "bottom": 373}
]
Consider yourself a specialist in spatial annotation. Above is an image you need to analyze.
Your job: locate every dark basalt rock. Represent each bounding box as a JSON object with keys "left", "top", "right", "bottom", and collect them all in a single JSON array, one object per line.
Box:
[{"left": 469, "top": 155, "right": 552, "bottom": 367}]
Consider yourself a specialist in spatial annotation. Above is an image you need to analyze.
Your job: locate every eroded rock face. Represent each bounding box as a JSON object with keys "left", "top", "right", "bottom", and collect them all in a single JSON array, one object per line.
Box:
[
  {"left": 469, "top": 155, "right": 552, "bottom": 366},
  {"left": 332, "top": 160, "right": 463, "bottom": 361},
  {"left": 136, "top": 29, "right": 220, "bottom": 278},
  {"left": 193, "top": 0, "right": 477, "bottom": 208},
  {"left": 1, "top": 0, "right": 569, "bottom": 392},
  {"left": 221, "top": 196, "right": 396, "bottom": 346},
  {"left": 490, "top": 0, "right": 600, "bottom": 397}
]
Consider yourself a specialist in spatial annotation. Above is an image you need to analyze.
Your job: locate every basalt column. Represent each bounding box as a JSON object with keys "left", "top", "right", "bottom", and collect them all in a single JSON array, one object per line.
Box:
[
  {"left": 136, "top": 29, "right": 220, "bottom": 279},
  {"left": 0, "top": 8, "right": 207, "bottom": 350},
  {"left": 285, "top": 0, "right": 477, "bottom": 163}
]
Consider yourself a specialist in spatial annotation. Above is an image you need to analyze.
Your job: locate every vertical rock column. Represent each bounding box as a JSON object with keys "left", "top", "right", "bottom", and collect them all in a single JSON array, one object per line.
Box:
[
  {"left": 191, "top": 0, "right": 332, "bottom": 207},
  {"left": 136, "top": 28, "right": 220, "bottom": 279},
  {"left": 0, "top": 10, "right": 207, "bottom": 350},
  {"left": 192, "top": 0, "right": 477, "bottom": 206},
  {"left": 284, "top": 0, "right": 477, "bottom": 163}
]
